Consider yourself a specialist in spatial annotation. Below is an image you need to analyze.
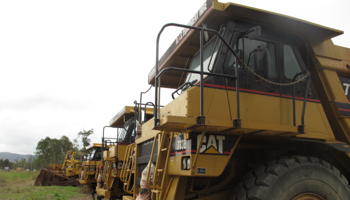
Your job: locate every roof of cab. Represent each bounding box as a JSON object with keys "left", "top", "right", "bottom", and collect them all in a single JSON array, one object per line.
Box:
[
  {"left": 86, "top": 143, "right": 102, "bottom": 150},
  {"left": 109, "top": 106, "right": 154, "bottom": 127},
  {"left": 109, "top": 106, "right": 135, "bottom": 127},
  {"left": 148, "top": 0, "right": 343, "bottom": 89}
]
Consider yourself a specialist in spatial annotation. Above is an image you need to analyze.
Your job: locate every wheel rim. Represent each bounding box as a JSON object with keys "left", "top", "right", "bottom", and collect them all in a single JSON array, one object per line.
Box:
[{"left": 292, "top": 193, "right": 325, "bottom": 200}]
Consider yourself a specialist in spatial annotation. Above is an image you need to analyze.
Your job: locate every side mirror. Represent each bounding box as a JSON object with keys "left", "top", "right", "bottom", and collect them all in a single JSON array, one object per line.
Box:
[{"left": 248, "top": 26, "right": 261, "bottom": 40}]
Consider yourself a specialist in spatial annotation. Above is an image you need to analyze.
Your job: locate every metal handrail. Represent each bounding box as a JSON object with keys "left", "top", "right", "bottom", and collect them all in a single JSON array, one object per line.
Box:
[
  {"left": 146, "top": 132, "right": 162, "bottom": 190},
  {"left": 157, "top": 132, "right": 174, "bottom": 193},
  {"left": 120, "top": 144, "right": 132, "bottom": 182},
  {"left": 154, "top": 23, "right": 241, "bottom": 128},
  {"left": 120, "top": 143, "right": 135, "bottom": 183},
  {"left": 292, "top": 71, "right": 310, "bottom": 133},
  {"left": 123, "top": 146, "right": 136, "bottom": 194}
]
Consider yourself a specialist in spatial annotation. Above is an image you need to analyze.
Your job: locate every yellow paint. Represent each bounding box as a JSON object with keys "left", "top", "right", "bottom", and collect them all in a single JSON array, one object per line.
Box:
[{"left": 204, "top": 146, "right": 219, "bottom": 154}]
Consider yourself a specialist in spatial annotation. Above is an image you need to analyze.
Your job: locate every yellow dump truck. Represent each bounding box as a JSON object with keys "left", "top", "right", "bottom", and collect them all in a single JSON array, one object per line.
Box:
[
  {"left": 79, "top": 143, "right": 103, "bottom": 191},
  {"left": 95, "top": 104, "right": 154, "bottom": 200},
  {"left": 121, "top": 0, "right": 350, "bottom": 199}
]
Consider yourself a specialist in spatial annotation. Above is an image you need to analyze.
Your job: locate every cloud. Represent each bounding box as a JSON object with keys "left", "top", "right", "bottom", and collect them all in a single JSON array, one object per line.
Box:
[
  {"left": 0, "top": 92, "right": 91, "bottom": 154},
  {"left": 0, "top": 93, "right": 87, "bottom": 112}
]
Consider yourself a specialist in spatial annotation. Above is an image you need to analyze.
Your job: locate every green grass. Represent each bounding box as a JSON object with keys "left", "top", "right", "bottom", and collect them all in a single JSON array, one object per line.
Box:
[
  {"left": 0, "top": 170, "right": 40, "bottom": 181},
  {"left": 0, "top": 170, "right": 85, "bottom": 200}
]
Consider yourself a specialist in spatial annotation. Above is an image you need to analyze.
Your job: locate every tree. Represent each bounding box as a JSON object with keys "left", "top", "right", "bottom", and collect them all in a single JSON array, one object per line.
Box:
[
  {"left": 50, "top": 138, "right": 62, "bottom": 164},
  {"left": 3, "top": 159, "right": 10, "bottom": 168},
  {"left": 35, "top": 136, "right": 53, "bottom": 168},
  {"left": 77, "top": 129, "right": 94, "bottom": 154},
  {"left": 60, "top": 136, "right": 74, "bottom": 154},
  {"left": 0, "top": 159, "right": 3, "bottom": 169},
  {"left": 35, "top": 135, "right": 75, "bottom": 169}
]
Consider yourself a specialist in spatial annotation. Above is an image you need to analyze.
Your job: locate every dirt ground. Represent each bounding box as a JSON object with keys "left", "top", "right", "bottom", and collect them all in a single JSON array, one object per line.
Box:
[{"left": 71, "top": 194, "right": 94, "bottom": 200}]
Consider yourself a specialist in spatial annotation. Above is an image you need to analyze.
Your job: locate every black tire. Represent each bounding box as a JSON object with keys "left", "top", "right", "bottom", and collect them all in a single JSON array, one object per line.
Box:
[
  {"left": 97, "top": 195, "right": 104, "bottom": 200},
  {"left": 232, "top": 156, "right": 350, "bottom": 200}
]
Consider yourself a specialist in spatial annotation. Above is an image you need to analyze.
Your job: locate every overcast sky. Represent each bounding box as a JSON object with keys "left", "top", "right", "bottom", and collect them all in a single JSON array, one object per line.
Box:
[{"left": 1, "top": 0, "right": 349, "bottom": 155}]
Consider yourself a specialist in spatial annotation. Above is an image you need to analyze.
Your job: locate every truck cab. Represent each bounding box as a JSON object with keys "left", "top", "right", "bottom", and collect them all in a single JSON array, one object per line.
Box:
[{"left": 79, "top": 143, "right": 103, "bottom": 190}]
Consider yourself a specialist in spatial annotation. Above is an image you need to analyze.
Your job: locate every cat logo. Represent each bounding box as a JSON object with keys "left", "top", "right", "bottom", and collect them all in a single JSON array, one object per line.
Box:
[{"left": 197, "top": 134, "right": 225, "bottom": 154}]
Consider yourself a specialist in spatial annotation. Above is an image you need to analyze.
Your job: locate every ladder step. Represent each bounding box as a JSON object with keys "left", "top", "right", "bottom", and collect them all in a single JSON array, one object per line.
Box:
[
  {"left": 157, "top": 169, "right": 164, "bottom": 172},
  {"left": 151, "top": 189, "right": 161, "bottom": 194},
  {"left": 161, "top": 148, "right": 168, "bottom": 151}
]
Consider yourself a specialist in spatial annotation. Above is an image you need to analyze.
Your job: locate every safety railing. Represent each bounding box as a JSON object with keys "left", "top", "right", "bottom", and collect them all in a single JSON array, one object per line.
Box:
[
  {"left": 154, "top": 23, "right": 241, "bottom": 129},
  {"left": 120, "top": 143, "right": 136, "bottom": 194},
  {"left": 145, "top": 132, "right": 174, "bottom": 200}
]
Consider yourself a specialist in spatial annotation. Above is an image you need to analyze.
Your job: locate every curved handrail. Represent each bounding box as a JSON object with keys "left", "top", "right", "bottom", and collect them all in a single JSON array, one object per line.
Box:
[{"left": 154, "top": 23, "right": 241, "bottom": 128}]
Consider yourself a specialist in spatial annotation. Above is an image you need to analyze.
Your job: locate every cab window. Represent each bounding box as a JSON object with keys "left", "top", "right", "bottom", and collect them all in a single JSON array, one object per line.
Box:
[
  {"left": 283, "top": 45, "right": 302, "bottom": 80},
  {"left": 184, "top": 30, "right": 224, "bottom": 84},
  {"left": 228, "top": 37, "right": 277, "bottom": 78}
]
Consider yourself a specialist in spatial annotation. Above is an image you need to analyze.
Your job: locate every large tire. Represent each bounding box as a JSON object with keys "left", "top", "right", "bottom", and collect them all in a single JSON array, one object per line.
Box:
[{"left": 232, "top": 156, "right": 350, "bottom": 200}]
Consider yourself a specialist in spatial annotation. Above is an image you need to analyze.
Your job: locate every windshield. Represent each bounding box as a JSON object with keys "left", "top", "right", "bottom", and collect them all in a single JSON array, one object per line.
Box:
[
  {"left": 118, "top": 117, "right": 133, "bottom": 142},
  {"left": 90, "top": 148, "right": 102, "bottom": 161},
  {"left": 184, "top": 35, "right": 221, "bottom": 84}
]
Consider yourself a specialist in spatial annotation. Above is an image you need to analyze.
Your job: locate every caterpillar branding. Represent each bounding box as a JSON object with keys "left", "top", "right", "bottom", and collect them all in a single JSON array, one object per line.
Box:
[{"left": 171, "top": 133, "right": 239, "bottom": 156}]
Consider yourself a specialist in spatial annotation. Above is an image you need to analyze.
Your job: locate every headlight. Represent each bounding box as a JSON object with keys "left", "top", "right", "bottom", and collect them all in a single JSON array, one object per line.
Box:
[
  {"left": 181, "top": 157, "right": 190, "bottom": 170},
  {"left": 182, "top": 159, "right": 187, "bottom": 170}
]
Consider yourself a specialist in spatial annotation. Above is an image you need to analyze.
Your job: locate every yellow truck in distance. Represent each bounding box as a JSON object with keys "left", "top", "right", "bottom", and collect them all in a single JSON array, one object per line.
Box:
[
  {"left": 96, "top": 105, "right": 154, "bottom": 200},
  {"left": 79, "top": 143, "right": 103, "bottom": 194}
]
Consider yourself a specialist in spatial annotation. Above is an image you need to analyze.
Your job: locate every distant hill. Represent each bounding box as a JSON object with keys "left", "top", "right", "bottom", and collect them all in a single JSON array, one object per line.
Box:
[{"left": 0, "top": 152, "right": 34, "bottom": 162}]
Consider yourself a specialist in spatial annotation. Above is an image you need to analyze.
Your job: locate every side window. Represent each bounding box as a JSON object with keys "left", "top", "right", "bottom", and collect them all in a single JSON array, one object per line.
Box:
[
  {"left": 185, "top": 35, "right": 221, "bottom": 84},
  {"left": 94, "top": 150, "right": 102, "bottom": 161},
  {"left": 228, "top": 38, "right": 277, "bottom": 78},
  {"left": 283, "top": 45, "right": 301, "bottom": 80}
]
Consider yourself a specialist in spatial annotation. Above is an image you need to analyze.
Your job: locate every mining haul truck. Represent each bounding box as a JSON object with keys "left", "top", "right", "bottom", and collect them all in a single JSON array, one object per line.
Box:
[
  {"left": 35, "top": 150, "right": 82, "bottom": 186},
  {"left": 121, "top": 0, "right": 350, "bottom": 200},
  {"left": 95, "top": 104, "right": 154, "bottom": 200},
  {"left": 79, "top": 143, "right": 103, "bottom": 192}
]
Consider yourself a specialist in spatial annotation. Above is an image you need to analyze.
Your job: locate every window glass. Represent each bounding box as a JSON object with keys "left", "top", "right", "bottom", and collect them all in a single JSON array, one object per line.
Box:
[
  {"left": 185, "top": 35, "right": 221, "bottom": 84},
  {"left": 118, "top": 117, "right": 133, "bottom": 141},
  {"left": 228, "top": 38, "right": 276, "bottom": 77},
  {"left": 90, "top": 148, "right": 102, "bottom": 161},
  {"left": 283, "top": 45, "right": 301, "bottom": 80}
]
